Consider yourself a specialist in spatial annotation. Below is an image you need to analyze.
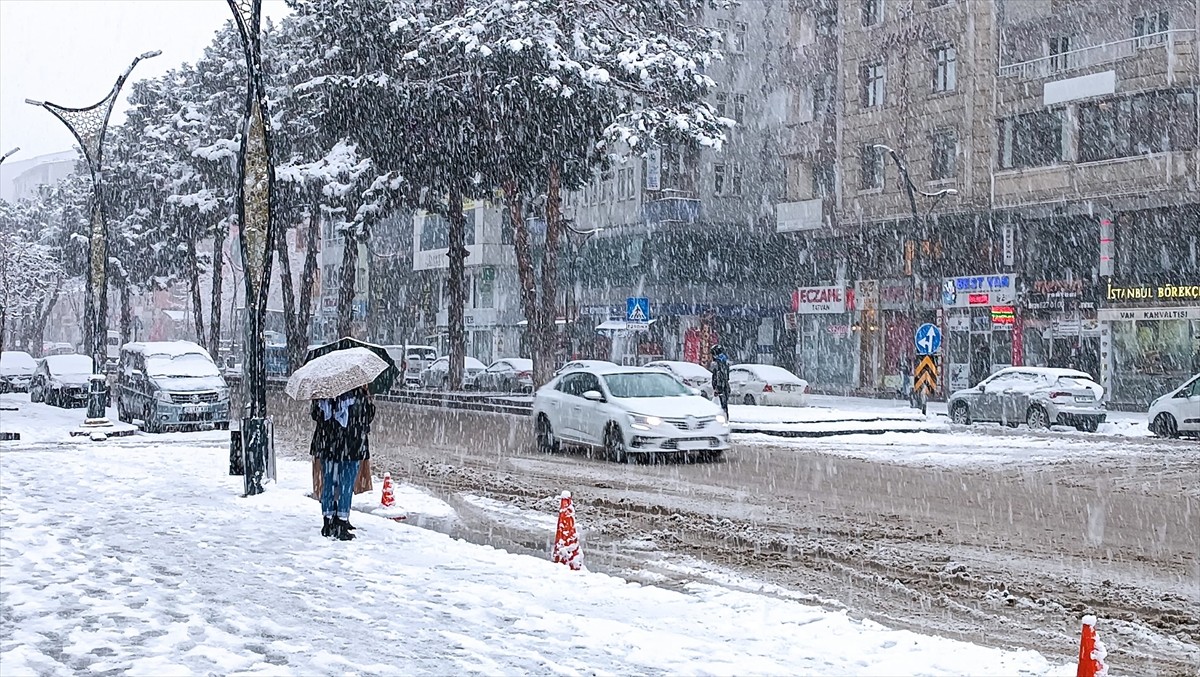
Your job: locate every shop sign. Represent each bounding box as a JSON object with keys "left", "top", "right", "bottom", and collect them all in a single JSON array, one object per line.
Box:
[
  {"left": 942, "top": 274, "right": 1016, "bottom": 308},
  {"left": 1097, "top": 307, "right": 1200, "bottom": 321},
  {"left": 826, "top": 324, "right": 850, "bottom": 337},
  {"left": 792, "top": 286, "right": 846, "bottom": 314},
  {"left": 853, "top": 279, "right": 880, "bottom": 311},
  {"left": 879, "top": 279, "right": 913, "bottom": 311},
  {"left": 946, "top": 313, "right": 970, "bottom": 331},
  {"left": 991, "top": 306, "right": 1015, "bottom": 327},
  {"left": 1105, "top": 281, "right": 1200, "bottom": 302}
]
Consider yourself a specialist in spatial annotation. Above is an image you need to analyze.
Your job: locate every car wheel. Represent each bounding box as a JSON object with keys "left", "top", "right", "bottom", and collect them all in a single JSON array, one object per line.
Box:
[
  {"left": 30, "top": 387, "right": 42, "bottom": 404},
  {"left": 1076, "top": 418, "right": 1099, "bottom": 433},
  {"left": 604, "top": 424, "right": 628, "bottom": 464},
  {"left": 535, "top": 414, "right": 559, "bottom": 453},
  {"left": 1151, "top": 412, "right": 1179, "bottom": 439},
  {"left": 950, "top": 401, "right": 971, "bottom": 425},
  {"left": 46, "top": 389, "right": 59, "bottom": 408},
  {"left": 117, "top": 398, "right": 128, "bottom": 423},
  {"left": 1026, "top": 406, "right": 1049, "bottom": 430},
  {"left": 142, "top": 406, "right": 161, "bottom": 434},
  {"left": 743, "top": 394, "right": 756, "bottom": 406}
]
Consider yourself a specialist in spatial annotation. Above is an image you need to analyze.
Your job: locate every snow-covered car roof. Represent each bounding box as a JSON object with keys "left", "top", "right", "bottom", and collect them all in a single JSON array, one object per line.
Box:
[
  {"left": 428, "top": 356, "right": 486, "bottom": 370},
  {"left": 494, "top": 358, "right": 533, "bottom": 370},
  {"left": 991, "top": 366, "right": 1096, "bottom": 381},
  {"left": 122, "top": 341, "right": 212, "bottom": 359},
  {"left": 0, "top": 351, "right": 37, "bottom": 376},
  {"left": 645, "top": 360, "right": 712, "bottom": 378},
  {"left": 556, "top": 360, "right": 618, "bottom": 373},
  {"left": 44, "top": 354, "right": 94, "bottom": 376},
  {"left": 734, "top": 364, "right": 806, "bottom": 383}
]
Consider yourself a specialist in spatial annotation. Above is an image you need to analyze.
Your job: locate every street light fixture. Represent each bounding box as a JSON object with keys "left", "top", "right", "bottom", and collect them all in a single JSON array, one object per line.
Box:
[
  {"left": 226, "top": 0, "right": 277, "bottom": 496},
  {"left": 0, "top": 147, "right": 19, "bottom": 165},
  {"left": 26, "top": 50, "right": 160, "bottom": 428}
]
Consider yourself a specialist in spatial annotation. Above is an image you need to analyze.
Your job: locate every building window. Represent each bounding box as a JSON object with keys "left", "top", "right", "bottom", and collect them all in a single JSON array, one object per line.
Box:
[
  {"left": 714, "top": 163, "right": 727, "bottom": 195},
  {"left": 732, "top": 93, "right": 746, "bottom": 121},
  {"left": 860, "top": 61, "right": 886, "bottom": 108},
  {"left": 812, "top": 75, "right": 832, "bottom": 117},
  {"left": 999, "top": 110, "right": 1063, "bottom": 169},
  {"left": 731, "top": 164, "right": 743, "bottom": 196},
  {"left": 601, "top": 170, "right": 614, "bottom": 203},
  {"left": 715, "top": 92, "right": 728, "bottom": 118},
  {"left": 930, "top": 129, "right": 957, "bottom": 180},
  {"left": 500, "top": 208, "right": 514, "bottom": 244},
  {"left": 1048, "top": 36, "right": 1071, "bottom": 71},
  {"left": 1134, "top": 11, "right": 1169, "bottom": 46},
  {"left": 732, "top": 22, "right": 747, "bottom": 53},
  {"left": 860, "top": 144, "right": 884, "bottom": 190},
  {"left": 1078, "top": 90, "right": 1197, "bottom": 162},
  {"left": 815, "top": 4, "right": 837, "bottom": 36},
  {"left": 931, "top": 45, "right": 957, "bottom": 92},
  {"left": 811, "top": 161, "right": 836, "bottom": 197},
  {"left": 861, "top": 0, "right": 882, "bottom": 27}
]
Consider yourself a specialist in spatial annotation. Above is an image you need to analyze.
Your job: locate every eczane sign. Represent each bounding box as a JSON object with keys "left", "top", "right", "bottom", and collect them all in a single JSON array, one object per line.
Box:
[{"left": 793, "top": 286, "right": 847, "bottom": 314}]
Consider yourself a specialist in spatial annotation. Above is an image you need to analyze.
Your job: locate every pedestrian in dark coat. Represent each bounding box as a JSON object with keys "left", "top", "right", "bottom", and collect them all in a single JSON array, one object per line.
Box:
[
  {"left": 709, "top": 345, "right": 731, "bottom": 418},
  {"left": 311, "top": 385, "right": 375, "bottom": 540}
]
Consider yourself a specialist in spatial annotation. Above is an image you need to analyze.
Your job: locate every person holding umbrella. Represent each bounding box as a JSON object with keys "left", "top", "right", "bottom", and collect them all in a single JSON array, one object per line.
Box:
[
  {"left": 312, "top": 384, "right": 374, "bottom": 540},
  {"left": 286, "top": 346, "right": 393, "bottom": 541}
]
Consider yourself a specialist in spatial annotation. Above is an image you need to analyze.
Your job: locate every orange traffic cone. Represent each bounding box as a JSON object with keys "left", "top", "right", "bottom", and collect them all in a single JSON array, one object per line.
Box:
[
  {"left": 1076, "top": 615, "right": 1108, "bottom": 677},
  {"left": 381, "top": 472, "right": 395, "bottom": 508},
  {"left": 551, "top": 491, "right": 583, "bottom": 570}
]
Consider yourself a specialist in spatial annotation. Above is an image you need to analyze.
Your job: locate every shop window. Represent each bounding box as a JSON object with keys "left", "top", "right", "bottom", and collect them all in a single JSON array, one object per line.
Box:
[
  {"left": 1078, "top": 90, "right": 1197, "bottom": 163},
  {"left": 1114, "top": 319, "right": 1197, "bottom": 376},
  {"left": 999, "top": 109, "right": 1063, "bottom": 169},
  {"left": 931, "top": 45, "right": 957, "bottom": 93}
]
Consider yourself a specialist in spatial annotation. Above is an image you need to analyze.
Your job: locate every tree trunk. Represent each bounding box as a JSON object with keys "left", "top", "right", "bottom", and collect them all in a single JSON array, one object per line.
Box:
[
  {"left": 538, "top": 162, "right": 565, "bottom": 382},
  {"left": 503, "top": 181, "right": 553, "bottom": 386},
  {"left": 446, "top": 184, "right": 469, "bottom": 391},
  {"left": 208, "top": 221, "right": 228, "bottom": 358},
  {"left": 118, "top": 277, "right": 132, "bottom": 345},
  {"left": 294, "top": 201, "right": 321, "bottom": 368},
  {"left": 185, "top": 238, "right": 206, "bottom": 350},
  {"left": 24, "top": 276, "right": 62, "bottom": 358},
  {"left": 335, "top": 227, "right": 359, "bottom": 338},
  {"left": 275, "top": 218, "right": 299, "bottom": 357}
]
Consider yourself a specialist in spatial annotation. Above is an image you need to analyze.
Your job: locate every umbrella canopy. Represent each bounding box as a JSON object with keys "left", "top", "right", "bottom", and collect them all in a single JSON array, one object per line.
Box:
[
  {"left": 304, "top": 337, "right": 399, "bottom": 394},
  {"left": 285, "top": 347, "right": 389, "bottom": 400}
]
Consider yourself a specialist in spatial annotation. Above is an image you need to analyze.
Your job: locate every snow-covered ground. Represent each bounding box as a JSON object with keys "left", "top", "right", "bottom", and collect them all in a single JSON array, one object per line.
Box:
[{"left": 0, "top": 398, "right": 1077, "bottom": 676}]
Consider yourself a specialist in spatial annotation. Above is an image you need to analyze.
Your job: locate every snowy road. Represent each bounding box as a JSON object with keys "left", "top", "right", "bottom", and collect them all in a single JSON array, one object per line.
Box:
[{"left": 265, "top": 395, "right": 1200, "bottom": 675}]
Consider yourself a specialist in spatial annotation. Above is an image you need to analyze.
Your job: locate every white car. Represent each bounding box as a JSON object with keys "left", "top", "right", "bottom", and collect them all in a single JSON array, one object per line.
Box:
[
  {"left": 728, "top": 364, "right": 810, "bottom": 407},
  {"left": 532, "top": 365, "right": 730, "bottom": 463},
  {"left": 473, "top": 358, "right": 534, "bottom": 392},
  {"left": 644, "top": 360, "right": 714, "bottom": 399},
  {"left": 420, "top": 356, "right": 486, "bottom": 390},
  {"left": 555, "top": 359, "right": 618, "bottom": 375},
  {"left": 0, "top": 351, "right": 37, "bottom": 392},
  {"left": 1148, "top": 373, "right": 1200, "bottom": 438},
  {"left": 947, "top": 367, "right": 1106, "bottom": 432}
]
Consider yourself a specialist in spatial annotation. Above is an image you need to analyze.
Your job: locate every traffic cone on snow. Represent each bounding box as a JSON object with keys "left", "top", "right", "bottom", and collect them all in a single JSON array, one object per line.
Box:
[
  {"left": 1076, "top": 615, "right": 1108, "bottom": 677},
  {"left": 551, "top": 491, "right": 583, "bottom": 570},
  {"left": 381, "top": 472, "right": 396, "bottom": 508}
]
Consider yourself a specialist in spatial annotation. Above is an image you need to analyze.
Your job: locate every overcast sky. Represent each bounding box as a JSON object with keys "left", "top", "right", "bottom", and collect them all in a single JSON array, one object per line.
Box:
[{"left": 0, "top": 0, "right": 289, "bottom": 161}]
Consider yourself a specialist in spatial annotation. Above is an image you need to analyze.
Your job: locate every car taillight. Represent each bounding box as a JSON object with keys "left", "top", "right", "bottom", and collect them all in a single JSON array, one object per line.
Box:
[
  {"left": 803, "top": 384, "right": 811, "bottom": 394},
  {"left": 762, "top": 384, "right": 774, "bottom": 392},
  {"left": 1049, "top": 391, "right": 1071, "bottom": 398},
  {"left": 517, "top": 371, "right": 530, "bottom": 378}
]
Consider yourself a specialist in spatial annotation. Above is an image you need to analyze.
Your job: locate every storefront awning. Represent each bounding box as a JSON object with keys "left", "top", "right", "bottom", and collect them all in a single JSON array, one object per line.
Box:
[{"left": 595, "top": 319, "right": 657, "bottom": 331}]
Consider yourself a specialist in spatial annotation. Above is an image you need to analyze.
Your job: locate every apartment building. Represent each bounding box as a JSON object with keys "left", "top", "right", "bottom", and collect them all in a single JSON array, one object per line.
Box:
[{"left": 777, "top": 0, "right": 1198, "bottom": 405}]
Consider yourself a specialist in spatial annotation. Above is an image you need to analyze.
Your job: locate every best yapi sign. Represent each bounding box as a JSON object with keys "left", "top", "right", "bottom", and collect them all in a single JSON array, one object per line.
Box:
[{"left": 792, "top": 286, "right": 847, "bottom": 314}]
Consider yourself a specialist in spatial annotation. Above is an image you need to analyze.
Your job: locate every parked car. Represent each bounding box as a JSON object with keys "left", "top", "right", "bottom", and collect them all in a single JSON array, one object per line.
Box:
[
  {"left": 947, "top": 367, "right": 1105, "bottom": 432},
  {"left": 532, "top": 365, "right": 729, "bottom": 463},
  {"left": 0, "top": 351, "right": 37, "bottom": 393},
  {"left": 473, "top": 358, "right": 534, "bottom": 392},
  {"left": 115, "top": 341, "right": 230, "bottom": 432},
  {"left": 400, "top": 345, "right": 438, "bottom": 387},
  {"left": 29, "top": 354, "right": 94, "bottom": 408},
  {"left": 728, "top": 364, "right": 810, "bottom": 407},
  {"left": 644, "top": 360, "right": 714, "bottom": 399},
  {"left": 555, "top": 359, "right": 618, "bottom": 375},
  {"left": 420, "top": 356, "right": 486, "bottom": 390},
  {"left": 1148, "top": 373, "right": 1200, "bottom": 438},
  {"left": 44, "top": 342, "right": 76, "bottom": 357}
]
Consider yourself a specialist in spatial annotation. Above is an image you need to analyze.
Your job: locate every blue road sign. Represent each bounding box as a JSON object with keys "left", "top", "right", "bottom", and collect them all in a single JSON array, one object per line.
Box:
[
  {"left": 626, "top": 297, "right": 651, "bottom": 324},
  {"left": 914, "top": 323, "right": 942, "bottom": 356}
]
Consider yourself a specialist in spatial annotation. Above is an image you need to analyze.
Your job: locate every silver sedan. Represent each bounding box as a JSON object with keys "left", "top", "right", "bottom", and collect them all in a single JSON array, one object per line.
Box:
[{"left": 948, "top": 367, "right": 1106, "bottom": 432}]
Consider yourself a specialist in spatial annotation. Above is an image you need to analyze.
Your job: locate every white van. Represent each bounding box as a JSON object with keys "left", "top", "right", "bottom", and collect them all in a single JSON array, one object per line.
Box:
[{"left": 116, "top": 341, "right": 230, "bottom": 432}]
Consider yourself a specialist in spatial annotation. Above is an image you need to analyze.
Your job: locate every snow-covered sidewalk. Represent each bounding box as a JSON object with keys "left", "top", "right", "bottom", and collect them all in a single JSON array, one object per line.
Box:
[{"left": 0, "top": 432, "right": 1073, "bottom": 676}]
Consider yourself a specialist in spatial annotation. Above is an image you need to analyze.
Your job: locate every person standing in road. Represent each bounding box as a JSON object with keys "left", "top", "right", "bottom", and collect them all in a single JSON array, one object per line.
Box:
[
  {"left": 709, "top": 345, "right": 730, "bottom": 418},
  {"left": 311, "top": 385, "right": 375, "bottom": 541}
]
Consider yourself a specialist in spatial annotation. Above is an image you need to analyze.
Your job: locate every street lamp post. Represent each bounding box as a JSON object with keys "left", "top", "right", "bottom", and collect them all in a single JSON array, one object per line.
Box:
[
  {"left": 26, "top": 52, "right": 160, "bottom": 426},
  {"left": 226, "top": 0, "right": 277, "bottom": 496},
  {"left": 872, "top": 144, "right": 957, "bottom": 409}
]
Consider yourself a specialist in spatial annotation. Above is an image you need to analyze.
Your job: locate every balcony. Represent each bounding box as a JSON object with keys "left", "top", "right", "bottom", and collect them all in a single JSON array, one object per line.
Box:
[
  {"left": 775, "top": 199, "right": 824, "bottom": 233},
  {"left": 999, "top": 30, "right": 1193, "bottom": 79},
  {"left": 642, "top": 196, "right": 702, "bottom": 226}
]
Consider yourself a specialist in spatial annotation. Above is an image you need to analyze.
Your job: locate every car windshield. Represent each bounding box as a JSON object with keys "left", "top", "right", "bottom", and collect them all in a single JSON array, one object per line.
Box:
[
  {"left": 47, "top": 355, "right": 93, "bottom": 376},
  {"left": 408, "top": 348, "right": 436, "bottom": 360},
  {"left": 146, "top": 353, "right": 220, "bottom": 378},
  {"left": 603, "top": 372, "right": 690, "bottom": 398}
]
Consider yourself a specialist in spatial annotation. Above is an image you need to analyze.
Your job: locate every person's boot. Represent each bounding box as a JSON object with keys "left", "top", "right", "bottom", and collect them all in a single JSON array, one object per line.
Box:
[
  {"left": 321, "top": 516, "right": 333, "bottom": 538},
  {"left": 333, "top": 517, "right": 356, "bottom": 541},
  {"left": 342, "top": 517, "right": 356, "bottom": 531}
]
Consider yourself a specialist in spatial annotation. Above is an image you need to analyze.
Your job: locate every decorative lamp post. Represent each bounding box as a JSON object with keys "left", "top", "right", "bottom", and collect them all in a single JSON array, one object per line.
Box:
[
  {"left": 26, "top": 51, "right": 160, "bottom": 427},
  {"left": 872, "top": 144, "right": 957, "bottom": 409},
  {"left": 226, "top": 0, "right": 277, "bottom": 495}
]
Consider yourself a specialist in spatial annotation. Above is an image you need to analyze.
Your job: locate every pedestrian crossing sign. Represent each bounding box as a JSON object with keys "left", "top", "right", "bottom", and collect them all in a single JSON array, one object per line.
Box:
[{"left": 626, "top": 297, "right": 651, "bottom": 324}]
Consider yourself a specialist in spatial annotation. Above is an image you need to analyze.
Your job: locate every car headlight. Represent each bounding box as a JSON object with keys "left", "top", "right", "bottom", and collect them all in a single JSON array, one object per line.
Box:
[
  {"left": 715, "top": 414, "right": 726, "bottom": 425},
  {"left": 217, "top": 388, "right": 230, "bottom": 401},
  {"left": 156, "top": 391, "right": 172, "bottom": 403},
  {"left": 627, "top": 413, "right": 662, "bottom": 430}
]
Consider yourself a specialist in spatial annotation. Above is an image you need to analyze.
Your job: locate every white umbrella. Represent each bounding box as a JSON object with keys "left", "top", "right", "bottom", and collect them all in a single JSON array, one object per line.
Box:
[{"left": 285, "top": 347, "right": 389, "bottom": 400}]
